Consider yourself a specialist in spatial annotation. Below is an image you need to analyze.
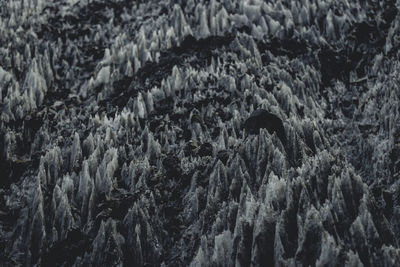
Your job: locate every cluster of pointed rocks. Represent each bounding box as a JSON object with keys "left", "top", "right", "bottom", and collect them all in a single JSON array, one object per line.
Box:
[{"left": 1, "top": 0, "right": 400, "bottom": 266}]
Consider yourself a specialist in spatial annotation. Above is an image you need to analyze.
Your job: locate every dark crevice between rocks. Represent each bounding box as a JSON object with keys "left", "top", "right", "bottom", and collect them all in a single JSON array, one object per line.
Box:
[
  {"left": 32, "top": 0, "right": 148, "bottom": 125},
  {"left": 159, "top": 154, "right": 194, "bottom": 266},
  {"left": 257, "top": 37, "right": 310, "bottom": 61},
  {"left": 0, "top": 117, "right": 44, "bottom": 189},
  {"left": 0, "top": 185, "right": 20, "bottom": 266},
  {"left": 38, "top": 0, "right": 144, "bottom": 42},
  {"left": 102, "top": 34, "right": 236, "bottom": 111},
  {"left": 41, "top": 228, "right": 92, "bottom": 267},
  {"left": 321, "top": 1, "right": 397, "bottom": 87},
  {"left": 0, "top": 159, "right": 33, "bottom": 189},
  {"left": 95, "top": 191, "right": 140, "bottom": 226}
]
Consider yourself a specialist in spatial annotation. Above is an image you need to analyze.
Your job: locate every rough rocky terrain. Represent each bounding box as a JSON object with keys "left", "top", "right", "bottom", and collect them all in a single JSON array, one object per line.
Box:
[{"left": 1, "top": 0, "right": 400, "bottom": 266}]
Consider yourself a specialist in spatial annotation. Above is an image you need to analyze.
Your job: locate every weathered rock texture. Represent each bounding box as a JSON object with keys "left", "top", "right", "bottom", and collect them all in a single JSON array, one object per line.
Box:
[{"left": 1, "top": 0, "right": 400, "bottom": 266}]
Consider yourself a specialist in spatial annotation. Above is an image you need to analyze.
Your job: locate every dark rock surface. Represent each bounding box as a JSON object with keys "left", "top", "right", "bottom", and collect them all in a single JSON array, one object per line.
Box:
[
  {"left": 1, "top": 0, "right": 400, "bottom": 266},
  {"left": 244, "top": 109, "right": 286, "bottom": 144}
]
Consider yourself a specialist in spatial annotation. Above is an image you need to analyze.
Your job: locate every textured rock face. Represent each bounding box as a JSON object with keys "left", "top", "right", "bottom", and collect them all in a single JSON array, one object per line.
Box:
[{"left": 1, "top": 0, "right": 400, "bottom": 266}]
